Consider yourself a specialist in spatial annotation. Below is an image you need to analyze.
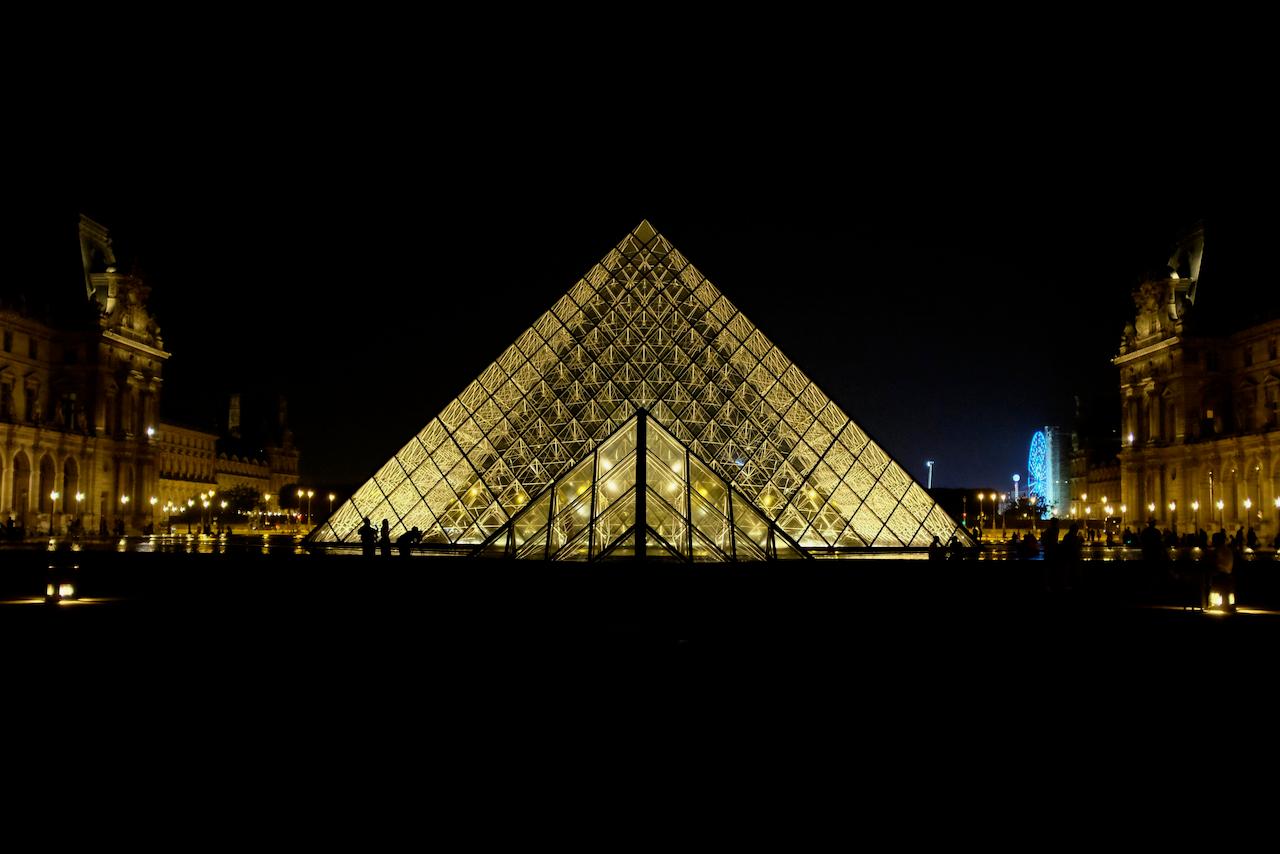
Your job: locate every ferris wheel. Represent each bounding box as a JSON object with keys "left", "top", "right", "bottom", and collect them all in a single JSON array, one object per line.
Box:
[{"left": 1027, "top": 430, "right": 1049, "bottom": 501}]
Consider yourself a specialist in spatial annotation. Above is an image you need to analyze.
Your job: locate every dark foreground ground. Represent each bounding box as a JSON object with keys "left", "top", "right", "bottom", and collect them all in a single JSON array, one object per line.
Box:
[
  {"left": 5, "top": 545, "right": 1277, "bottom": 831},
  {"left": 5, "top": 546, "right": 1277, "bottom": 690}
]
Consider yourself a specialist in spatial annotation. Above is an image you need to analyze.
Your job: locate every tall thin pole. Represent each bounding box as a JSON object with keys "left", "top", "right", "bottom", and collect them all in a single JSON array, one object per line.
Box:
[{"left": 926, "top": 460, "right": 934, "bottom": 490}]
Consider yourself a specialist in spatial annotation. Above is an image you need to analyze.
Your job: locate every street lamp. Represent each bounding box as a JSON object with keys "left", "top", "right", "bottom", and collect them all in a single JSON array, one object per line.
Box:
[
  {"left": 999, "top": 493, "right": 1007, "bottom": 533},
  {"left": 925, "top": 460, "right": 934, "bottom": 489},
  {"left": 49, "top": 491, "right": 60, "bottom": 536},
  {"left": 75, "top": 492, "right": 84, "bottom": 529},
  {"left": 1192, "top": 500, "right": 1200, "bottom": 531},
  {"left": 1244, "top": 497, "right": 1252, "bottom": 531},
  {"left": 149, "top": 496, "right": 157, "bottom": 533},
  {"left": 306, "top": 489, "right": 314, "bottom": 526},
  {"left": 187, "top": 498, "right": 195, "bottom": 534},
  {"left": 976, "top": 492, "right": 985, "bottom": 540},
  {"left": 1168, "top": 501, "right": 1176, "bottom": 527},
  {"left": 1216, "top": 499, "right": 1225, "bottom": 531},
  {"left": 1120, "top": 504, "right": 1127, "bottom": 529},
  {"left": 328, "top": 492, "right": 336, "bottom": 519},
  {"left": 1012, "top": 474, "right": 1020, "bottom": 502},
  {"left": 297, "top": 488, "right": 304, "bottom": 529},
  {"left": 1029, "top": 495, "right": 1037, "bottom": 531}
]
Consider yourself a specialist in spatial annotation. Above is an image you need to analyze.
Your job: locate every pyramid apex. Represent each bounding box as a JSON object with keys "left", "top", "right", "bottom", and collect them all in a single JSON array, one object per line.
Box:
[{"left": 632, "top": 220, "right": 657, "bottom": 243}]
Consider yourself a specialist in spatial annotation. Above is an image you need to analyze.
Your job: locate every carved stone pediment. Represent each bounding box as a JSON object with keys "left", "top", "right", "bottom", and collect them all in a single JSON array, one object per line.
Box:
[{"left": 102, "top": 276, "right": 164, "bottom": 348}]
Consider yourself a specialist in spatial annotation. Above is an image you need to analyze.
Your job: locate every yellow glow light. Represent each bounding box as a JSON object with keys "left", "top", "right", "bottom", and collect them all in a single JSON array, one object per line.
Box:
[{"left": 1209, "top": 592, "right": 1223, "bottom": 608}]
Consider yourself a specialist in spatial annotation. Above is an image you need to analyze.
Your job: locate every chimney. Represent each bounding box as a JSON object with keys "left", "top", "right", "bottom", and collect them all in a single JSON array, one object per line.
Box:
[{"left": 229, "top": 393, "right": 241, "bottom": 439}]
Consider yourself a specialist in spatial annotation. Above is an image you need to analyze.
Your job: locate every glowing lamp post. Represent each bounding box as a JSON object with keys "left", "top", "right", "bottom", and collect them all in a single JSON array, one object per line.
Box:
[
  {"left": 187, "top": 498, "right": 195, "bottom": 534},
  {"left": 1192, "top": 500, "right": 1200, "bottom": 531},
  {"left": 1168, "top": 501, "right": 1176, "bottom": 527},
  {"left": 49, "top": 491, "right": 60, "bottom": 536},
  {"left": 149, "top": 496, "right": 157, "bottom": 533},
  {"left": 75, "top": 492, "right": 84, "bottom": 528},
  {"left": 976, "top": 493, "right": 985, "bottom": 540},
  {"left": 1147, "top": 502, "right": 1156, "bottom": 521},
  {"left": 1244, "top": 497, "right": 1253, "bottom": 531},
  {"left": 328, "top": 492, "right": 336, "bottom": 519},
  {"left": 1216, "top": 499, "right": 1225, "bottom": 530},
  {"left": 297, "top": 488, "right": 304, "bottom": 528},
  {"left": 1120, "top": 504, "right": 1127, "bottom": 529},
  {"left": 1012, "top": 474, "right": 1020, "bottom": 502},
  {"left": 999, "top": 493, "right": 1007, "bottom": 533},
  {"left": 306, "top": 490, "right": 314, "bottom": 526}
]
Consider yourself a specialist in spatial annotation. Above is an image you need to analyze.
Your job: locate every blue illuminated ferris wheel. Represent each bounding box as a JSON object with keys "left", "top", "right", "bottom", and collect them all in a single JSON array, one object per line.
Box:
[{"left": 1027, "top": 431, "right": 1048, "bottom": 501}]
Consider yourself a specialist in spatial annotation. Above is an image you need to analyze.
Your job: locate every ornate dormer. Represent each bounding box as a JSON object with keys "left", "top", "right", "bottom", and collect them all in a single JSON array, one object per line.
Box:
[
  {"left": 99, "top": 272, "right": 164, "bottom": 349},
  {"left": 1119, "top": 222, "right": 1204, "bottom": 354}
]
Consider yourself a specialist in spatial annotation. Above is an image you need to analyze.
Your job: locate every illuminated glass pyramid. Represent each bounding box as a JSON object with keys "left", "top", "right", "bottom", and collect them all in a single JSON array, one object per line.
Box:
[{"left": 311, "top": 221, "right": 969, "bottom": 558}]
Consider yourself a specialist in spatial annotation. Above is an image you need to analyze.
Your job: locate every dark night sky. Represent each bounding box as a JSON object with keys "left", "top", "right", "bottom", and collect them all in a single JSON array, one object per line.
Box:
[{"left": 9, "top": 66, "right": 1273, "bottom": 493}]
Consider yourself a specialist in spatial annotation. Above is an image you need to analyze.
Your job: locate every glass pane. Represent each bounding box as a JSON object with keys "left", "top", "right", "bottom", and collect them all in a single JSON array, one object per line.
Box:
[
  {"left": 597, "top": 421, "right": 638, "bottom": 472},
  {"left": 690, "top": 490, "right": 732, "bottom": 553},
  {"left": 646, "top": 488, "right": 687, "bottom": 556},
  {"left": 732, "top": 494, "right": 771, "bottom": 547},
  {"left": 648, "top": 457, "right": 685, "bottom": 508},
  {"left": 689, "top": 456, "right": 728, "bottom": 514},
  {"left": 595, "top": 455, "right": 637, "bottom": 517},
  {"left": 554, "top": 455, "right": 595, "bottom": 513},
  {"left": 592, "top": 492, "right": 636, "bottom": 555}
]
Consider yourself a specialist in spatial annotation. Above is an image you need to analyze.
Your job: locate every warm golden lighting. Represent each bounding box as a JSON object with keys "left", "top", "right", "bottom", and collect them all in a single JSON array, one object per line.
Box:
[
  {"left": 1148, "top": 502, "right": 1155, "bottom": 513},
  {"left": 76, "top": 492, "right": 84, "bottom": 503},
  {"left": 121, "top": 495, "right": 130, "bottom": 505},
  {"left": 1100, "top": 496, "right": 1107, "bottom": 504},
  {"left": 1244, "top": 498, "right": 1252, "bottom": 510},
  {"left": 150, "top": 496, "right": 158, "bottom": 506},
  {"left": 1168, "top": 501, "right": 1176, "bottom": 513},
  {"left": 1192, "top": 500, "right": 1200, "bottom": 511},
  {"left": 1082, "top": 493, "right": 1087, "bottom": 502},
  {"left": 1216, "top": 500, "right": 1224, "bottom": 510},
  {"left": 1085, "top": 506, "right": 1091, "bottom": 516},
  {"left": 328, "top": 493, "right": 335, "bottom": 502},
  {"left": 1105, "top": 505, "right": 1113, "bottom": 516},
  {"left": 1209, "top": 592, "right": 1223, "bottom": 608},
  {"left": 59, "top": 583, "right": 74, "bottom": 598},
  {"left": 307, "top": 222, "right": 968, "bottom": 555}
]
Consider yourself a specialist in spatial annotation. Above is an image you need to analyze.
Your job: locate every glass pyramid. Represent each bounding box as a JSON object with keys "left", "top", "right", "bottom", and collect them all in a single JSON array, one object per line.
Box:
[{"left": 311, "top": 220, "right": 970, "bottom": 556}]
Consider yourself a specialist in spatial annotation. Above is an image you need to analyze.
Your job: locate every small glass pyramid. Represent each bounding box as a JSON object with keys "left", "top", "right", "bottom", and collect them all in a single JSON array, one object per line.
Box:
[{"left": 311, "top": 221, "right": 969, "bottom": 556}]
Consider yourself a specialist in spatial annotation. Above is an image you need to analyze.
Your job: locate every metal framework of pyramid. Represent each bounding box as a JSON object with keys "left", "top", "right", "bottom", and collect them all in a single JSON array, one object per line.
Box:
[{"left": 312, "top": 221, "right": 969, "bottom": 557}]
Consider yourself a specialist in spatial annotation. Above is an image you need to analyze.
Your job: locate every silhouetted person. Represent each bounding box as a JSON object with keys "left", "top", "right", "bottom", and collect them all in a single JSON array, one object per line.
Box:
[
  {"left": 1246, "top": 527, "right": 1258, "bottom": 550},
  {"left": 928, "top": 536, "right": 944, "bottom": 561},
  {"left": 99, "top": 516, "right": 108, "bottom": 538},
  {"left": 358, "top": 516, "right": 377, "bottom": 557},
  {"left": 397, "top": 526, "right": 422, "bottom": 557},
  {"left": 1140, "top": 519, "right": 1164, "bottom": 563},
  {"left": 1210, "top": 530, "right": 1236, "bottom": 612},
  {"left": 947, "top": 535, "right": 962, "bottom": 561},
  {"left": 1041, "top": 518, "right": 1060, "bottom": 563},
  {"left": 380, "top": 518, "right": 392, "bottom": 557}
]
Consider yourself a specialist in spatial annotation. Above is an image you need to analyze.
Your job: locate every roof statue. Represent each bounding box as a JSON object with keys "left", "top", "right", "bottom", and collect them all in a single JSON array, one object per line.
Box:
[{"left": 310, "top": 221, "right": 969, "bottom": 559}]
